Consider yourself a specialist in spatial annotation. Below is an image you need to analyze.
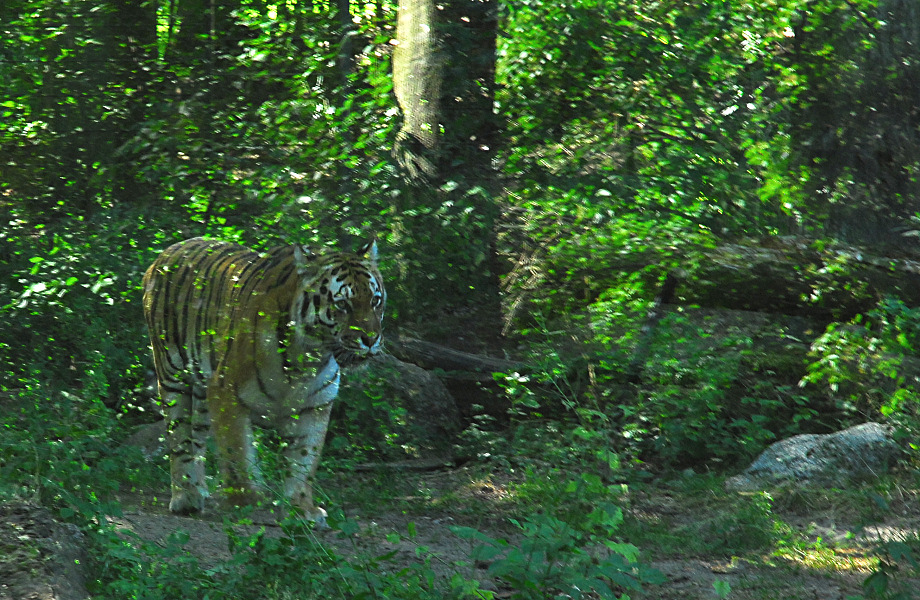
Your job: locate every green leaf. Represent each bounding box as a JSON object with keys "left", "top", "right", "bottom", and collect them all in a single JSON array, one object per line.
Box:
[
  {"left": 885, "top": 541, "right": 919, "bottom": 568},
  {"left": 603, "top": 541, "right": 639, "bottom": 563}
]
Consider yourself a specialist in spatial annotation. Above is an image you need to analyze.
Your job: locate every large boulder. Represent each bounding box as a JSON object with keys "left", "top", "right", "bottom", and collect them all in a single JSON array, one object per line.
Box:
[
  {"left": 338, "top": 354, "right": 461, "bottom": 460},
  {"left": 726, "top": 422, "right": 903, "bottom": 492}
]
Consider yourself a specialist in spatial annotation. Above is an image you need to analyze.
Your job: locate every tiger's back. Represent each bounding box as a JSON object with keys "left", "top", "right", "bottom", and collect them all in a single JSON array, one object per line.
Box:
[
  {"left": 143, "top": 238, "right": 276, "bottom": 391},
  {"left": 142, "top": 237, "right": 385, "bottom": 520}
]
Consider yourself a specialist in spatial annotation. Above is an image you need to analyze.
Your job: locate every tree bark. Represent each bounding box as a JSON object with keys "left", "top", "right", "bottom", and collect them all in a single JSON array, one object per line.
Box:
[
  {"left": 392, "top": 0, "right": 443, "bottom": 181},
  {"left": 388, "top": 336, "right": 524, "bottom": 381},
  {"left": 387, "top": 336, "right": 522, "bottom": 419}
]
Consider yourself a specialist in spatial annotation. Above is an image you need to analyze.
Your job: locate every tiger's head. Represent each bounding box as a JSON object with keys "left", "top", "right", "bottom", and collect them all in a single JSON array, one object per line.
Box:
[{"left": 293, "top": 239, "right": 385, "bottom": 366}]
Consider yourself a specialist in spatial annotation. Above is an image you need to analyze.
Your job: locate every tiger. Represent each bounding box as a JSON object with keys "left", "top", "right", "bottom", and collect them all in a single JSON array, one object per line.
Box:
[{"left": 142, "top": 236, "right": 385, "bottom": 524}]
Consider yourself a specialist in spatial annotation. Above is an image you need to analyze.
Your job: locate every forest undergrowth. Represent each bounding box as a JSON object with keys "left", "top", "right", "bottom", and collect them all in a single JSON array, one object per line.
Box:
[
  {"left": 3, "top": 284, "right": 920, "bottom": 599},
  {"left": 6, "top": 0, "right": 920, "bottom": 598}
]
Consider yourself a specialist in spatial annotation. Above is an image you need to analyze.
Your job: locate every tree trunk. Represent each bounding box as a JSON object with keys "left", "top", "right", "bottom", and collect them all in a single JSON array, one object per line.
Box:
[
  {"left": 389, "top": 0, "right": 502, "bottom": 338},
  {"left": 168, "top": 0, "right": 246, "bottom": 80},
  {"left": 169, "top": 0, "right": 212, "bottom": 64},
  {"left": 337, "top": 0, "right": 357, "bottom": 196},
  {"left": 392, "top": 0, "right": 443, "bottom": 181},
  {"left": 440, "top": 0, "right": 502, "bottom": 339}
]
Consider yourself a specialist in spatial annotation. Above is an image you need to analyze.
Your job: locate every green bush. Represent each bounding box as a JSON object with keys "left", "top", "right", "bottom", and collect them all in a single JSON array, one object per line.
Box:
[
  {"left": 82, "top": 506, "right": 486, "bottom": 600},
  {"left": 453, "top": 473, "right": 663, "bottom": 600},
  {"left": 0, "top": 211, "right": 156, "bottom": 407},
  {"left": 803, "top": 297, "right": 920, "bottom": 433},
  {"left": 621, "top": 313, "right": 820, "bottom": 466},
  {"left": 0, "top": 380, "right": 130, "bottom": 504}
]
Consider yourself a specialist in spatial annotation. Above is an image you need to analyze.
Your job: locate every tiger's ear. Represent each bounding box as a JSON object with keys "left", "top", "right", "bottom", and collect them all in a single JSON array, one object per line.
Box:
[
  {"left": 357, "top": 238, "right": 378, "bottom": 263},
  {"left": 293, "top": 244, "right": 314, "bottom": 273}
]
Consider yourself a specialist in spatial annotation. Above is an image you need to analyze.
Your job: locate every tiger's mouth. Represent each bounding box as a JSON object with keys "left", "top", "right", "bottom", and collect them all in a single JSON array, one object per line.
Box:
[{"left": 332, "top": 340, "right": 382, "bottom": 366}]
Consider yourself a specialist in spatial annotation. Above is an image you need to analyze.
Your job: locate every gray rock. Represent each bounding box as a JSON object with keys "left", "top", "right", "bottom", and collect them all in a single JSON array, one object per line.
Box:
[
  {"left": 123, "top": 420, "right": 167, "bottom": 459},
  {"left": 726, "top": 422, "right": 903, "bottom": 492},
  {"left": 339, "top": 353, "right": 460, "bottom": 459}
]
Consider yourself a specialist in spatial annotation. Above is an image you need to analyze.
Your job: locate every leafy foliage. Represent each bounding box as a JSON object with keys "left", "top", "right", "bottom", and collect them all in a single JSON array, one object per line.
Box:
[
  {"left": 78, "top": 503, "right": 479, "bottom": 599},
  {"left": 0, "top": 382, "right": 127, "bottom": 504},
  {"left": 627, "top": 313, "right": 823, "bottom": 466},
  {"left": 0, "top": 215, "right": 153, "bottom": 400},
  {"left": 454, "top": 473, "right": 663, "bottom": 600},
  {"left": 803, "top": 297, "right": 920, "bottom": 435},
  {"left": 4, "top": 0, "right": 920, "bottom": 596}
]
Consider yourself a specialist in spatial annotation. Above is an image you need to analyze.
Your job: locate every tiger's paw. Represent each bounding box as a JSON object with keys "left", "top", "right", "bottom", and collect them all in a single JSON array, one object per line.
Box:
[
  {"left": 169, "top": 490, "right": 207, "bottom": 515},
  {"left": 304, "top": 505, "right": 328, "bottom": 529}
]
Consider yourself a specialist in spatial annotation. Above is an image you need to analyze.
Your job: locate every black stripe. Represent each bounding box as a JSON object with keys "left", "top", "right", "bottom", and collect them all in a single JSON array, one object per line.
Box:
[
  {"left": 193, "top": 243, "right": 240, "bottom": 372},
  {"left": 206, "top": 250, "right": 241, "bottom": 366},
  {"left": 265, "top": 260, "right": 297, "bottom": 293},
  {"left": 156, "top": 262, "right": 186, "bottom": 381},
  {"left": 231, "top": 250, "right": 270, "bottom": 306},
  {"left": 297, "top": 381, "right": 338, "bottom": 416},
  {"left": 159, "top": 381, "right": 187, "bottom": 394},
  {"left": 169, "top": 242, "right": 216, "bottom": 376},
  {"left": 255, "top": 365, "right": 276, "bottom": 402},
  {"left": 203, "top": 243, "right": 255, "bottom": 364},
  {"left": 251, "top": 306, "right": 280, "bottom": 402}
]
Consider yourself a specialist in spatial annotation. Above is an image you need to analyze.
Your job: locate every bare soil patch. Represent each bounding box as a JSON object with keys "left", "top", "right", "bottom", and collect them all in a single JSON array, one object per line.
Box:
[{"left": 5, "top": 469, "right": 920, "bottom": 599}]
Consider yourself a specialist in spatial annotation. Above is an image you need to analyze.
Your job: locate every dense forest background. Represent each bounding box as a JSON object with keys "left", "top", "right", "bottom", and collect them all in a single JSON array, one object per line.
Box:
[{"left": 5, "top": 0, "right": 920, "bottom": 597}]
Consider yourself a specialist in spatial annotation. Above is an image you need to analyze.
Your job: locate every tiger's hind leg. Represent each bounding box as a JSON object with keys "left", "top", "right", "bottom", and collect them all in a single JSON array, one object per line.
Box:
[
  {"left": 163, "top": 380, "right": 211, "bottom": 514},
  {"left": 209, "top": 383, "right": 263, "bottom": 509}
]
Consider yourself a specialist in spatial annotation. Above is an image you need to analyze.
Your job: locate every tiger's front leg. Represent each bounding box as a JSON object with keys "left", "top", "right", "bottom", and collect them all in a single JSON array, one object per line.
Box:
[
  {"left": 281, "top": 403, "right": 334, "bottom": 526},
  {"left": 280, "top": 355, "right": 340, "bottom": 526}
]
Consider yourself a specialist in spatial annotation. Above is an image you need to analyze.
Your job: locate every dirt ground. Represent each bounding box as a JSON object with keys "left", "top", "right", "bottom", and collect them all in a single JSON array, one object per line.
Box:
[
  {"left": 7, "top": 465, "right": 920, "bottom": 600},
  {"left": 109, "top": 505, "right": 869, "bottom": 600}
]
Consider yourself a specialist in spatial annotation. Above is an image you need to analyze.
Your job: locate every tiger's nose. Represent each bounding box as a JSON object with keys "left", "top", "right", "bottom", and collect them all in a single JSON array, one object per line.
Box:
[{"left": 361, "top": 332, "right": 379, "bottom": 350}]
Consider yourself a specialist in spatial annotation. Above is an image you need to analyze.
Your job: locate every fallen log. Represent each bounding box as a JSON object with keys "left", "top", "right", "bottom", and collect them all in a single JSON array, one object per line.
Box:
[
  {"left": 387, "top": 336, "right": 525, "bottom": 381},
  {"left": 353, "top": 457, "right": 459, "bottom": 472},
  {"left": 690, "top": 237, "right": 920, "bottom": 320}
]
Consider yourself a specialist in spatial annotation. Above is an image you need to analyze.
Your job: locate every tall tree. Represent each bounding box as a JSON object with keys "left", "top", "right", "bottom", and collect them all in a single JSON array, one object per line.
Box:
[
  {"left": 777, "top": 0, "right": 920, "bottom": 245},
  {"left": 392, "top": 0, "right": 443, "bottom": 181},
  {"left": 5, "top": 0, "right": 157, "bottom": 215},
  {"left": 99, "top": 0, "right": 158, "bottom": 203},
  {"left": 390, "top": 0, "right": 502, "bottom": 338}
]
